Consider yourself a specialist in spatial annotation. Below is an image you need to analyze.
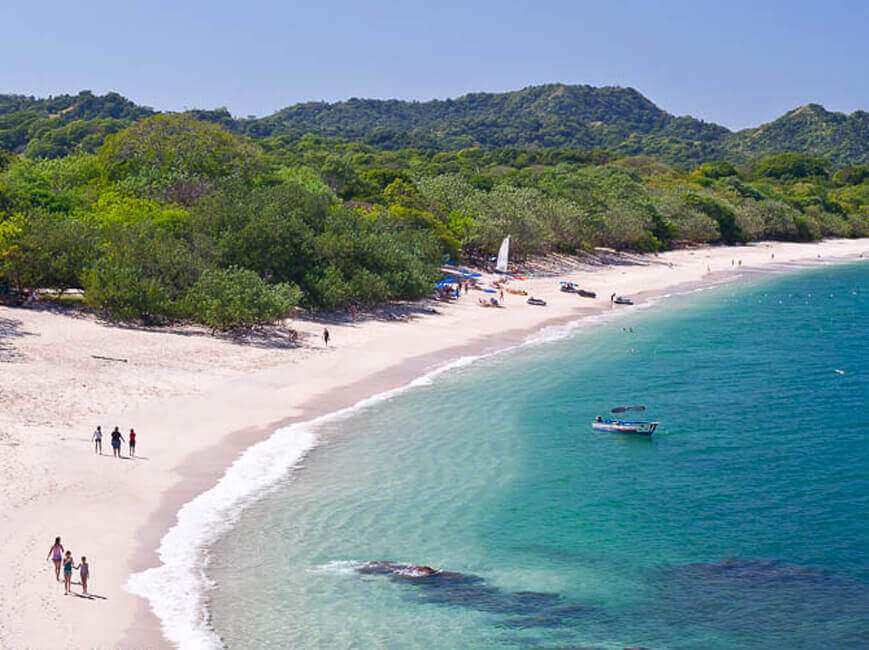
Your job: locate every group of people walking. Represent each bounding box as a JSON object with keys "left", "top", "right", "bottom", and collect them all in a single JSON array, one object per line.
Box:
[
  {"left": 46, "top": 537, "right": 90, "bottom": 596},
  {"left": 92, "top": 425, "right": 137, "bottom": 457}
]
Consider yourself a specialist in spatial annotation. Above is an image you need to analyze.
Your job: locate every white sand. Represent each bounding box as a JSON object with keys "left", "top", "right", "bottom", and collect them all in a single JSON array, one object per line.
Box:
[{"left": 0, "top": 239, "right": 865, "bottom": 649}]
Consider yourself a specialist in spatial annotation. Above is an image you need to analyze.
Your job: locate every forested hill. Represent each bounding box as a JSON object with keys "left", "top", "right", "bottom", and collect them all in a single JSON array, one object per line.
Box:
[
  {"left": 0, "top": 91, "right": 155, "bottom": 156},
  {"left": 727, "top": 104, "right": 869, "bottom": 168},
  {"left": 1, "top": 85, "right": 867, "bottom": 167},
  {"left": 239, "top": 84, "right": 729, "bottom": 153}
]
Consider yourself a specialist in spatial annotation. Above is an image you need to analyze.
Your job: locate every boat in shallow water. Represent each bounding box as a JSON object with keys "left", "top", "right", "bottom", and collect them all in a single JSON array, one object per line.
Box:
[{"left": 591, "top": 406, "right": 658, "bottom": 435}]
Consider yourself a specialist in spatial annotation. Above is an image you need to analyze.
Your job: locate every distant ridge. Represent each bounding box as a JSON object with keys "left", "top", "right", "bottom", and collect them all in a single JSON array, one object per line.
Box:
[{"left": 1, "top": 85, "right": 866, "bottom": 167}]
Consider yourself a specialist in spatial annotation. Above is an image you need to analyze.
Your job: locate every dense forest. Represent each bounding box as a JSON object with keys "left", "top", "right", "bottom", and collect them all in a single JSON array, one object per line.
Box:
[
  {"left": 2, "top": 85, "right": 867, "bottom": 167},
  {"left": 1, "top": 88, "right": 867, "bottom": 329}
]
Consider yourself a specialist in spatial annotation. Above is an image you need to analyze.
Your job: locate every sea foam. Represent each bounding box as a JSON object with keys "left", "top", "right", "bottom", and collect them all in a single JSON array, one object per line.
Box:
[{"left": 124, "top": 350, "right": 514, "bottom": 648}]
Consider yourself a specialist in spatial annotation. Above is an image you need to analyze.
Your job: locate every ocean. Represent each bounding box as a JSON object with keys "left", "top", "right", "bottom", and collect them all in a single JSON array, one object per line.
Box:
[{"left": 154, "top": 263, "right": 868, "bottom": 649}]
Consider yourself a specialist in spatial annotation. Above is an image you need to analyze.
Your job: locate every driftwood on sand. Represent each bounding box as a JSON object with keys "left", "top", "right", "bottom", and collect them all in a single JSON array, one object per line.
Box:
[{"left": 91, "top": 355, "right": 128, "bottom": 363}]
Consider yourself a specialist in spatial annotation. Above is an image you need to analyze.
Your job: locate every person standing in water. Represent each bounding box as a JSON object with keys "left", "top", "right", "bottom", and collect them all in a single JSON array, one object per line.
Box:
[
  {"left": 62, "top": 551, "right": 75, "bottom": 594},
  {"left": 46, "top": 537, "right": 64, "bottom": 581},
  {"left": 92, "top": 426, "right": 102, "bottom": 454},
  {"left": 110, "top": 427, "right": 125, "bottom": 458},
  {"left": 78, "top": 557, "right": 90, "bottom": 595},
  {"left": 323, "top": 328, "right": 330, "bottom": 347},
  {"left": 128, "top": 428, "right": 136, "bottom": 457}
]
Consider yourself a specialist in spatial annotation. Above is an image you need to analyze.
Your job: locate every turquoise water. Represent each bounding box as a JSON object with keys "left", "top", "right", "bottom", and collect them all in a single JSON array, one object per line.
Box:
[{"left": 208, "top": 264, "right": 868, "bottom": 649}]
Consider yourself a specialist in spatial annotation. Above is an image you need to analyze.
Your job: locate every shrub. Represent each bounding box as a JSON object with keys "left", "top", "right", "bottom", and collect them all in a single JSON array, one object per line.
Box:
[{"left": 182, "top": 266, "right": 301, "bottom": 330}]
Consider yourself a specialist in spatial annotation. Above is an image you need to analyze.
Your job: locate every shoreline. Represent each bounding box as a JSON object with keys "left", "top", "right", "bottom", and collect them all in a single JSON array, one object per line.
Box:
[
  {"left": 0, "top": 239, "right": 866, "bottom": 649},
  {"left": 125, "top": 245, "right": 868, "bottom": 649}
]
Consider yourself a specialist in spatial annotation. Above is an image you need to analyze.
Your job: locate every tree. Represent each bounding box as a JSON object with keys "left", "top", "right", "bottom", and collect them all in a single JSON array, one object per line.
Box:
[
  {"left": 182, "top": 266, "right": 301, "bottom": 331},
  {"left": 97, "top": 114, "right": 265, "bottom": 203},
  {"left": 82, "top": 221, "right": 199, "bottom": 323},
  {"left": 683, "top": 193, "right": 744, "bottom": 243},
  {"left": 751, "top": 153, "right": 828, "bottom": 181},
  {"left": 0, "top": 212, "right": 98, "bottom": 292}
]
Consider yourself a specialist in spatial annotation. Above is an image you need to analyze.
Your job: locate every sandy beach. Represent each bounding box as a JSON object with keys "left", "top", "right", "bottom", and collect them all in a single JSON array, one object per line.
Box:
[{"left": 0, "top": 239, "right": 866, "bottom": 649}]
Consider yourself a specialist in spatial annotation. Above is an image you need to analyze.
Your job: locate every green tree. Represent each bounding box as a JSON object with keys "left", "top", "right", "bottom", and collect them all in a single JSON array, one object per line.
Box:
[
  {"left": 182, "top": 266, "right": 301, "bottom": 330},
  {"left": 751, "top": 153, "right": 828, "bottom": 181}
]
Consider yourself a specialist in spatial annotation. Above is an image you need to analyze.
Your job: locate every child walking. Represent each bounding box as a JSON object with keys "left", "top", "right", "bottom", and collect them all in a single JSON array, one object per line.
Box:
[
  {"left": 62, "top": 551, "right": 74, "bottom": 594},
  {"left": 78, "top": 557, "right": 90, "bottom": 595}
]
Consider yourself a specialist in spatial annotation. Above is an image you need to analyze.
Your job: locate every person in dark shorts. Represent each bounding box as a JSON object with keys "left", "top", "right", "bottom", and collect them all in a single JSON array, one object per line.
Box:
[
  {"left": 323, "top": 328, "right": 330, "bottom": 346},
  {"left": 110, "top": 427, "right": 125, "bottom": 458},
  {"left": 129, "top": 428, "right": 136, "bottom": 457}
]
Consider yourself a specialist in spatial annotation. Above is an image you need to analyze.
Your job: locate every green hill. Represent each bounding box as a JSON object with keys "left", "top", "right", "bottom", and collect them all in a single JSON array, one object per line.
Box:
[
  {"left": 0, "top": 90, "right": 155, "bottom": 157},
  {"left": 240, "top": 84, "right": 729, "bottom": 154},
  {"left": 726, "top": 104, "right": 869, "bottom": 168},
  {"left": 0, "top": 85, "right": 866, "bottom": 167}
]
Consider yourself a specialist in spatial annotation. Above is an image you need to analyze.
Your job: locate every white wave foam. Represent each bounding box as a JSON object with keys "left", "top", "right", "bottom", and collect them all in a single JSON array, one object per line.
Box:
[
  {"left": 312, "top": 560, "right": 366, "bottom": 575},
  {"left": 126, "top": 424, "right": 318, "bottom": 649},
  {"left": 124, "top": 351, "right": 507, "bottom": 648}
]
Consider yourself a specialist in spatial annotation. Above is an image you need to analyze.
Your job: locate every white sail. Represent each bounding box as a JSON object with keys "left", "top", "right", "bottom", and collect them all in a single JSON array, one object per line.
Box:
[{"left": 495, "top": 236, "right": 510, "bottom": 273}]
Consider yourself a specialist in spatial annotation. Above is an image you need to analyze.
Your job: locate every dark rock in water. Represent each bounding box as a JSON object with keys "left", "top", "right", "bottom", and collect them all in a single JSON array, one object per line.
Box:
[
  {"left": 356, "top": 561, "right": 440, "bottom": 578},
  {"left": 352, "top": 561, "right": 598, "bottom": 629}
]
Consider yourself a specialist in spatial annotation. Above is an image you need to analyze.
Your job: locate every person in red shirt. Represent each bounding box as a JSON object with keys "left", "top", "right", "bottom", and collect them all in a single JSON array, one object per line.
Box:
[{"left": 129, "top": 428, "right": 137, "bottom": 457}]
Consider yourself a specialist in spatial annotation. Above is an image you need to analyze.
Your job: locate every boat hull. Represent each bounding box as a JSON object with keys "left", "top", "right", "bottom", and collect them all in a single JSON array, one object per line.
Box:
[{"left": 590, "top": 421, "right": 657, "bottom": 435}]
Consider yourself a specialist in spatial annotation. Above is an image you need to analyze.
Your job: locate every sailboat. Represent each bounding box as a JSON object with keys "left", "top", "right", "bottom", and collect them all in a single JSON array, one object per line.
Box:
[{"left": 495, "top": 236, "right": 510, "bottom": 274}]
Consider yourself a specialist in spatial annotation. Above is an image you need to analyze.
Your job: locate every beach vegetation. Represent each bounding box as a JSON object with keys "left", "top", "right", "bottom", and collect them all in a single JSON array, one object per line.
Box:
[{"left": 0, "top": 96, "right": 867, "bottom": 326}]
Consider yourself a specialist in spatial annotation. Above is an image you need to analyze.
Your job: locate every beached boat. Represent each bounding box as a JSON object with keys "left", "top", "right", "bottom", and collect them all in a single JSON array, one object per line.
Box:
[
  {"left": 613, "top": 296, "right": 634, "bottom": 305},
  {"left": 591, "top": 406, "right": 658, "bottom": 436},
  {"left": 561, "top": 282, "right": 595, "bottom": 298},
  {"left": 526, "top": 297, "right": 546, "bottom": 306}
]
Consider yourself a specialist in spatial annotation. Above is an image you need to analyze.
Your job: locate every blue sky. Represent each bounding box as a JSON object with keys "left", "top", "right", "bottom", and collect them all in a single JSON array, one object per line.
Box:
[{"left": 1, "top": 0, "right": 866, "bottom": 130}]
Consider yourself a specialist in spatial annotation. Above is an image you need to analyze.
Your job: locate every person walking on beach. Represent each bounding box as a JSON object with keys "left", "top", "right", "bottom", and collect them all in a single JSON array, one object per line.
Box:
[
  {"left": 62, "top": 551, "right": 74, "bottom": 594},
  {"left": 78, "top": 556, "right": 90, "bottom": 595},
  {"left": 110, "top": 427, "right": 125, "bottom": 458},
  {"left": 610, "top": 292, "right": 616, "bottom": 304},
  {"left": 47, "top": 537, "right": 64, "bottom": 581},
  {"left": 129, "top": 428, "right": 136, "bottom": 457},
  {"left": 92, "top": 426, "right": 102, "bottom": 454},
  {"left": 323, "top": 328, "right": 330, "bottom": 347}
]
